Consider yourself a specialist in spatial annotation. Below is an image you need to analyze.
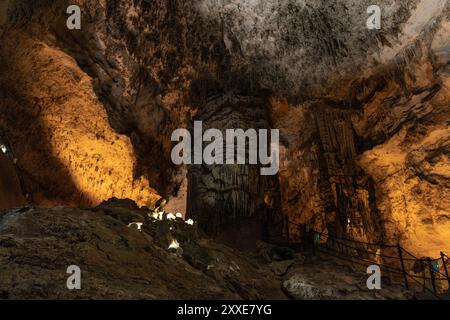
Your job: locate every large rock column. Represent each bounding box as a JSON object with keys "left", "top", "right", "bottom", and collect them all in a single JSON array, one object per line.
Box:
[{"left": 187, "top": 91, "right": 281, "bottom": 247}]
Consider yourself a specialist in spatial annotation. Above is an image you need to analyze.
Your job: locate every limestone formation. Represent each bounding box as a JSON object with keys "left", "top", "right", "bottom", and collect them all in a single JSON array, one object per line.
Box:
[{"left": 0, "top": 0, "right": 448, "bottom": 265}]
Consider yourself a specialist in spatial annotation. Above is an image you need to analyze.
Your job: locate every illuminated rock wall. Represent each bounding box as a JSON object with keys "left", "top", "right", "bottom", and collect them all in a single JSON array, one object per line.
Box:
[{"left": 0, "top": 31, "right": 159, "bottom": 207}]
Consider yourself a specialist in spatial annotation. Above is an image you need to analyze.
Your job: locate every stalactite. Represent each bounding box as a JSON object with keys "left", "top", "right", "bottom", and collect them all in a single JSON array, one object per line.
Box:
[
  {"left": 311, "top": 104, "right": 384, "bottom": 244},
  {"left": 187, "top": 91, "right": 280, "bottom": 239}
]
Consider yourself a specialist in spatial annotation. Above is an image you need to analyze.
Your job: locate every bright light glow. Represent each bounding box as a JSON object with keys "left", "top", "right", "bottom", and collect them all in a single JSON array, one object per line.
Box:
[
  {"left": 175, "top": 212, "right": 183, "bottom": 218},
  {"left": 150, "top": 211, "right": 164, "bottom": 220},
  {"left": 166, "top": 212, "right": 176, "bottom": 220},
  {"left": 0, "top": 145, "right": 7, "bottom": 153},
  {"left": 128, "top": 222, "right": 143, "bottom": 231},
  {"left": 168, "top": 239, "right": 180, "bottom": 250},
  {"left": 185, "top": 219, "right": 194, "bottom": 225}
]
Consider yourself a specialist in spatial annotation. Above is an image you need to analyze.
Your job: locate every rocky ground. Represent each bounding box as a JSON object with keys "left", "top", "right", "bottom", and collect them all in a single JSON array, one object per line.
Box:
[{"left": 0, "top": 199, "right": 414, "bottom": 300}]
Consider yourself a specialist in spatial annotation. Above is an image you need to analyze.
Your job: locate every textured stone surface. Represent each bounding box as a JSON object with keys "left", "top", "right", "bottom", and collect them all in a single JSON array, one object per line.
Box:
[
  {"left": 282, "top": 256, "right": 413, "bottom": 300},
  {"left": 0, "top": 203, "right": 286, "bottom": 299},
  {"left": 0, "top": 152, "right": 26, "bottom": 209},
  {"left": 267, "top": 3, "right": 450, "bottom": 257},
  {"left": 0, "top": 28, "right": 159, "bottom": 207},
  {"left": 0, "top": 0, "right": 448, "bottom": 258},
  {"left": 0, "top": 203, "right": 413, "bottom": 300}
]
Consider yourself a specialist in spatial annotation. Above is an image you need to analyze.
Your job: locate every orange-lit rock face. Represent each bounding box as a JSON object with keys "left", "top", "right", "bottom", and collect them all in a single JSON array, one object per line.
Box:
[
  {"left": 0, "top": 32, "right": 159, "bottom": 207},
  {"left": 356, "top": 57, "right": 450, "bottom": 257},
  {"left": 270, "top": 22, "right": 450, "bottom": 257}
]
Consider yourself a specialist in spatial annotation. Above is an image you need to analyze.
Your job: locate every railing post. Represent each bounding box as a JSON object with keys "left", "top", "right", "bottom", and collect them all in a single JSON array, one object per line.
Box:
[
  {"left": 397, "top": 243, "right": 409, "bottom": 290},
  {"left": 440, "top": 252, "right": 450, "bottom": 289},
  {"left": 427, "top": 257, "right": 437, "bottom": 294}
]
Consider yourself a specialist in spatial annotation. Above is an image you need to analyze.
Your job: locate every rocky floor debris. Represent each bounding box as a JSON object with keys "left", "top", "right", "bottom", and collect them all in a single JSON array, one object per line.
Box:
[{"left": 0, "top": 200, "right": 417, "bottom": 300}]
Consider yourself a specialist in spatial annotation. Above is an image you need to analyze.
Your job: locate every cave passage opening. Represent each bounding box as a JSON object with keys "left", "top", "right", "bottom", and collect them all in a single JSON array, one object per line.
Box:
[{"left": 182, "top": 90, "right": 284, "bottom": 250}]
